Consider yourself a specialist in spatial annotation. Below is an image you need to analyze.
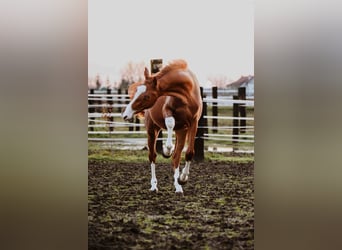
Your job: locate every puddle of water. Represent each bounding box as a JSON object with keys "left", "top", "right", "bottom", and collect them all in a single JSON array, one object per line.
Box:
[{"left": 207, "top": 146, "right": 254, "bottom": 154}]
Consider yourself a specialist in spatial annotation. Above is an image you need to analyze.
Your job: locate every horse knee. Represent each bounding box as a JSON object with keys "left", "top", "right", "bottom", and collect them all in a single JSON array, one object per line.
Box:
[{"left": 165, "top": 116, "right": 175, "bottom": 129}]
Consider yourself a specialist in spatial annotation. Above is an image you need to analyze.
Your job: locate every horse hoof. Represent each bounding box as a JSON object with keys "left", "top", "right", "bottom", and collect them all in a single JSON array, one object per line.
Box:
[
  {"left": 150, "top": 188, "right": 158, "bottom": 192},
  {"left": 177, "top": 176, "right": 188, "bottom": 185},
  {"left": 175, "top": 191, "right": 184, "bottom": 196}
]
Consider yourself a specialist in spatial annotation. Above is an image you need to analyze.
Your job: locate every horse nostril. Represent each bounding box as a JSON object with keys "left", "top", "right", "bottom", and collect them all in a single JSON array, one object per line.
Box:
[{"left": 123, "top": 115, "right": 128, "bottom": 120}]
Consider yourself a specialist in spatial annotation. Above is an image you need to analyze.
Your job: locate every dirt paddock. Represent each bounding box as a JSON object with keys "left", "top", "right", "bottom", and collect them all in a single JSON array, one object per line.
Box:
[{"left": 88, "top": 160, "right": 254, "bottom": 249}]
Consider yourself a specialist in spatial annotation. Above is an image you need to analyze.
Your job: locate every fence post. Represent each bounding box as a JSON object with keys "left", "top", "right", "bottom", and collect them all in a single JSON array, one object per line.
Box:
[
  {"left": 89, "top": 89, "right": 95, "bottom": 131},
  {"left": 107, "top": 88, "right": 114, "bottom": 132},
  {"left": 238, "top": 87, "right": 246, "bottom": 133},
  {"left": 135, "top": 117, "right": 140, "bottom": 131},
  {"left": 212, "top": 86, "right": 218, "bottom": 133},
  {"left": 194, "top": 87, "right": 205, "bottom": 162},
  {"left": 151, "top": 58, "right": 163, "bottom": 73},
  {"left": 151, "top": 59, "right": 163, "bottom": 154},
  {"left": 232, "top": 95, "right": 239, "bottom": 147}
]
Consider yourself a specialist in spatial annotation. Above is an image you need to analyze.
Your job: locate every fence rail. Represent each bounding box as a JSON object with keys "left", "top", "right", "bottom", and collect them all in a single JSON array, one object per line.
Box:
[{"left": 88, "top": 86, "right": 254, "bottom": 158}]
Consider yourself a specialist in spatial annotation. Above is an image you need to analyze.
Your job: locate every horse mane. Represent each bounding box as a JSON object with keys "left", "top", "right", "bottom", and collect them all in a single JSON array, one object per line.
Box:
[{"left": 153, "top": 59, "right": 188, "bottom": 79}]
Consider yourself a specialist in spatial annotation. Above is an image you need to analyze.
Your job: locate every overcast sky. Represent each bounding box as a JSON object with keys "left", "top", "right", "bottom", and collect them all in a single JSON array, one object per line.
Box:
[{"left": 88, "top": 0, "right": 254, "bottom": 86}]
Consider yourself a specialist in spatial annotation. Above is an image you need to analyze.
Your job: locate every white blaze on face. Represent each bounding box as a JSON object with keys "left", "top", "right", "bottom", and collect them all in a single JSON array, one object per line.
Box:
[{"left": 122, "top": 85, "right": 147, "bottom": 120}]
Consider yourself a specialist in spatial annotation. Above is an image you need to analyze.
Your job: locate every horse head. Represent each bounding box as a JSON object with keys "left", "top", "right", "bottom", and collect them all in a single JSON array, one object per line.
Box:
[{"left": 122, "top": 68, "right": 159, "bottom": 121}]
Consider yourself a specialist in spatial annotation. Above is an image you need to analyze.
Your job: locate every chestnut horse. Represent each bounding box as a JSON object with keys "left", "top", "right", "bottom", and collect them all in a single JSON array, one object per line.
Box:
[{"left": 122, "top": 60, "right": 202, "bottom": 193}]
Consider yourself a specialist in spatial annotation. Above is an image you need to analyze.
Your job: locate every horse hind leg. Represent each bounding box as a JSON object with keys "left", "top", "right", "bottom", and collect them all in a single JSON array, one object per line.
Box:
[
  {"left": 173, "top": 167, "right": 183, "bottom": 193},
  {"left": 150, "top": 162, "right": 158, "bottom": 192},
  {"left": 178, "top": 161, "right": 190, "bottom": 185},
  {"left": 172, "top": 129, "right": 187, "bottom": 193},
  {"left": 178, "top": 149, "right": 192, "bottom": 185},
  {"left": 178, "top": 122, "right": 198, "bottom": 185},
  {"left": 162, "top": 116, "right": 175, "bottom": 158}
]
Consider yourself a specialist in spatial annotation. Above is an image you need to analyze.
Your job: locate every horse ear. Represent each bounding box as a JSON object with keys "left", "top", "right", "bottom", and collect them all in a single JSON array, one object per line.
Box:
[{"left": 144, "top": 67, "right": 150, "bottom": 79}]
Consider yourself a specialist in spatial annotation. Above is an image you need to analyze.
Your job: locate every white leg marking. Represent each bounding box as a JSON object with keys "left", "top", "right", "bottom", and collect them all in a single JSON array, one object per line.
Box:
[
  {"left": 150, "top": 162, "right": 158, "bottom": 192},
  {"left": 179, "top": 161, "right": 191, "bottom": 183},
  {"left": 173, "top": 167, "right": 183, "bottom": 193},
  {"left": 163, "top": 116, "right": 175, "bottom": 156}
]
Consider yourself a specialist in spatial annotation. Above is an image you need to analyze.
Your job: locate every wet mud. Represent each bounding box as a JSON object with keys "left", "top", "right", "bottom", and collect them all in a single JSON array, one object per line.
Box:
[{"left": 88, "top": 161, "right": 254, "bottom": 249}]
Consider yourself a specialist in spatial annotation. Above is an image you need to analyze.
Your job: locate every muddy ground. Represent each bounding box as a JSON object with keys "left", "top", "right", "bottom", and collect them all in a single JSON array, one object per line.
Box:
[{"left": 88, "top": 160, "right": 254, "bottom": 249}]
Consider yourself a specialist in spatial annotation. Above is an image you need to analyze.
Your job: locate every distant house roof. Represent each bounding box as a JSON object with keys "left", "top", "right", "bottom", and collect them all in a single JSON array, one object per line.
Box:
[{"left": 226, "top": 75, "right": 254, "bottom": 88}]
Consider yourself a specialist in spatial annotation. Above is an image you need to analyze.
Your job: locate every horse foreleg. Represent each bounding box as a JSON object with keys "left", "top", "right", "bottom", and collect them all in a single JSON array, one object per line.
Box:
[
  {"left": 147, "top": 126, "right": 159, "bottom": 192},
  {"left": 163, "top": 116, "right": 175, "bottom": 157},
  {"left": 172, "top": 130, "right": 187, "bottom": 193}
]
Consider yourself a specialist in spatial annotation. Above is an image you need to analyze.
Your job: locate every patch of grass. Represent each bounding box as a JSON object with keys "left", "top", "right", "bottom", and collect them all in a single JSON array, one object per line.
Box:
[
  {"left": 88, "top": 148, "right": 171, "bottom": 164},
  {"left": 88, "top": 146, "right": 254, "bottom": 164},
  {"left": 205, "top": 152, "right": 254, "bottom": 163},
  {"left": 214, "top": 197, "right": 226, "bottom": 206}
]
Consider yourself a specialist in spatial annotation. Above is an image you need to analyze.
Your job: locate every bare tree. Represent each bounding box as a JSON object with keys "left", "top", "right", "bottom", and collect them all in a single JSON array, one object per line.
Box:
[
  {"left": 95, "top": 73, "right": 102, "bottom": 89},
  {"left": 119, "top": 61, "right": 145, "bottom": 89},
  {"left": 207, "top": 75, "right": 230, "bottom": 88}
]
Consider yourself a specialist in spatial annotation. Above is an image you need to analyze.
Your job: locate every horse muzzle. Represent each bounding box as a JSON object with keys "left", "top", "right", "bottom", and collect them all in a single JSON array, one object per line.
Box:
[{"left": 121, "top": 106, "right": 134, "bottom": 122}]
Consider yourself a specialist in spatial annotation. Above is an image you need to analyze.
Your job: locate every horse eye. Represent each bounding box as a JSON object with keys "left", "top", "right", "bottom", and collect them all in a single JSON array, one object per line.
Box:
[{"left": 143, "top": 95, "right": 150, "bottom": 101}]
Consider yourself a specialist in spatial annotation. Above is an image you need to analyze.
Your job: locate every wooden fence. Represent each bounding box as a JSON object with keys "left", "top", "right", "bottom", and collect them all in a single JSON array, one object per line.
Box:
[{"left": 88, "top": 86, "right": 254, "bottom": 161}]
